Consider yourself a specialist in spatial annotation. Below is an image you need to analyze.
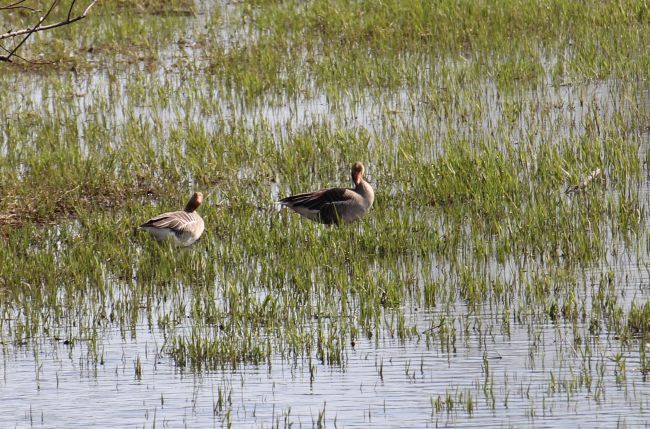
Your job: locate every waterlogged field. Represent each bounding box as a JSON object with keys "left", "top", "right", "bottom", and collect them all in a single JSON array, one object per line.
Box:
[{"left": 1, "top": 0, "right": 650, "bottom": 427}]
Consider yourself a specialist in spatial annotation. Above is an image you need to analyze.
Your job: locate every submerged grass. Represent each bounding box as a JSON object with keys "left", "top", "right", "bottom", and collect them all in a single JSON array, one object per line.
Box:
[
  {"left": 1, "top": 0, "right": 650, "bottom": 425},
  {"left": 213, "top": 0, "right": 650, "bottom": 94}
]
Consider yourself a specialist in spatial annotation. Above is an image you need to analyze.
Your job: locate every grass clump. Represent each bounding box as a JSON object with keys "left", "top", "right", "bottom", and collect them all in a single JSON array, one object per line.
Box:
[{"left": 627, "top": 302, "right": 650, "bottom": 335}]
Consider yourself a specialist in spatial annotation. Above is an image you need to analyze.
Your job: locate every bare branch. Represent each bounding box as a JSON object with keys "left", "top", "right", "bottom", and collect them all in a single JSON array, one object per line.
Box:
[
  {"left": 67, "top": 0, "right": 77, "bottom": 21},
  {"left": 0, "top": 0, "right": 39, "bottom": 12},
  {"left": 0, "top": 42, "right": 51, "bottom": 64},
  {"left": 1, "top": 0, "right": 26, "bottom": 8},
  {"left": 0, "top": 0, "right": 59, "bottom": 62},
  {"left": 0, "top": 0, "right": 97, "bottom": 40},
  {"left": 0, "top": 0, "right": 98, "bottom": 62}
]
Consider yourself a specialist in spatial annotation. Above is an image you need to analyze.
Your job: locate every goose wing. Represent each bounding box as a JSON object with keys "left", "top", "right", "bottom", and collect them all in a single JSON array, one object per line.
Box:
[
  {"left": 280, "top": 187, "right": 358, "bottom": 224},
  {"left": 140, "top": 211, "right": 202, "bottom": 234},
  {"left": 280, "top": 187, "right": 353, "bottom": 210}
]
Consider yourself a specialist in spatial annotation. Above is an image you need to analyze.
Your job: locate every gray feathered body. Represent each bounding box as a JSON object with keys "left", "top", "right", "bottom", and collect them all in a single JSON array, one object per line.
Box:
[{"left": 280, "top": 179, "right": 374, "bottom": 225}]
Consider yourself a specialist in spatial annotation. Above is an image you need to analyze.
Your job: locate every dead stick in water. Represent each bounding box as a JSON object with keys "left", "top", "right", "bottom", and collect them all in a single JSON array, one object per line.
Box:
[{"left": 565, "top": 168, "right": 602, "bottom": 195}]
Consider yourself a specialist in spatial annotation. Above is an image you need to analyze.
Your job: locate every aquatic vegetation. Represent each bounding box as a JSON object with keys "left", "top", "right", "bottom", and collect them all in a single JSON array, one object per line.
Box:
[{"left": 1, "top": 0, "right": 650, "bottom": 427}]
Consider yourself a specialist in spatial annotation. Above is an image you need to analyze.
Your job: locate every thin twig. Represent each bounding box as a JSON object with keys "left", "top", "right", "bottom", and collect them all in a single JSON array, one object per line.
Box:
[
  {"left": 0, "top": 0, "right": 38, "bottom": 12},
  {"left": 67, "top": 0, "right": 77, "bottom": 21},
  {"left": 421, "top": 322, "right": 444, "bottom": 334},
  {"left": 1, "top": 0, "right": 26, "bottom": 9},
  {"left": 0, "top": 44, "right": 42, "bottom": 64}
]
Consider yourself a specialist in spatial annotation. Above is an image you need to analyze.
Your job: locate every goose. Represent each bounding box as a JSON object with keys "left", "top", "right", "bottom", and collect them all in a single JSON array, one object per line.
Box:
[
  {"left": 279, "top": 162, "right": 374, "bottom": 225},
  {"left": 139, "top": 192, "right": 205, "bottom": 246}
]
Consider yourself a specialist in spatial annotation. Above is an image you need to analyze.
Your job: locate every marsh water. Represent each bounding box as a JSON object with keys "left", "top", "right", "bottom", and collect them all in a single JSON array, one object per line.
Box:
[
  {"left": 2, "top": 1, "right": 650, "bottom": 428},
  {"left": 4, "top": 317, "right": 648, "bottom": 428},
  {"left": 2, "top": 74, "right": 649, "bottom": 427}
]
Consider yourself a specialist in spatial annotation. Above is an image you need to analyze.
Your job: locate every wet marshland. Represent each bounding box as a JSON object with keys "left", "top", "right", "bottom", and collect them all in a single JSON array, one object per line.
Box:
[{"left": 1, "top": 1, "right": 650, "bottom": 427}]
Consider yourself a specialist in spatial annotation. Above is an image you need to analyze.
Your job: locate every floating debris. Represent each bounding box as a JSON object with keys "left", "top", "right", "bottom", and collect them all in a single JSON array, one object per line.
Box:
[{"left": 565, "top": 168, "right": 602, "bottom": 195}]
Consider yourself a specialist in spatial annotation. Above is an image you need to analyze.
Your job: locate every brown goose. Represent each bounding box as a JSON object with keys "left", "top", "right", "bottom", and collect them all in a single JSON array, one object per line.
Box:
[
  {"left": 139, "top": 192, "right": 205, "bottom": 246},
  {"left": 280, "top": 162, "right": 374, "bottom": 224}
]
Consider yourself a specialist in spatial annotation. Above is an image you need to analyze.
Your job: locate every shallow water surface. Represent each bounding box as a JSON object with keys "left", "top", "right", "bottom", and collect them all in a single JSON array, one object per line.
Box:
[
  {"left": 4, "top": 305, "right": 650, "bottom": 428},
  {"left": 2, "top": 2, "right": 650, "bottom": 427},
  {"left": 2, "top": 78, "right": 650, "bottom": 428}
]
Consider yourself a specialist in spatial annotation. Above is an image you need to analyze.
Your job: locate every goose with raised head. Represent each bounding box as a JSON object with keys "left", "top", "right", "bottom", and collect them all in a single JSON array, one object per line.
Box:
[
  {"left": 279, "top": 162, "right": 374, "bottom": 225},
  {"left": 139, "top": 192, "right": 205, "bottom": 246}
]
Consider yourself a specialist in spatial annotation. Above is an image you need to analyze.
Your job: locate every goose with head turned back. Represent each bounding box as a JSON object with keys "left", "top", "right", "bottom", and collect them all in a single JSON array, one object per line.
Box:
[
  {"left": 279, "top": 162, "right": 374, "bottom": 225},
  {"left": 139, "top": 192, "right": 205, "bottom": 246}
]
